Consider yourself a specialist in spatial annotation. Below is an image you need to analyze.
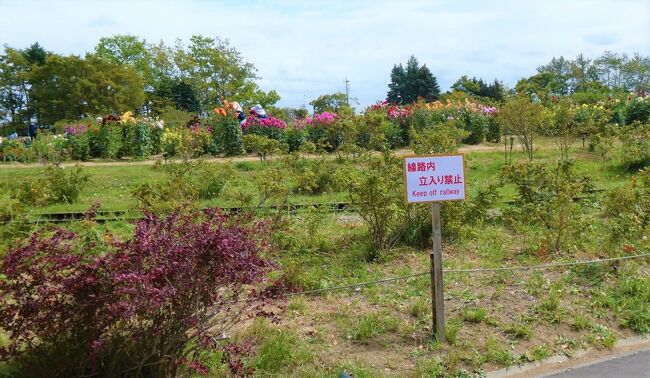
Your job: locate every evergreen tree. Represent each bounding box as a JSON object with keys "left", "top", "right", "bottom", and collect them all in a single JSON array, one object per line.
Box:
[
  {"left": 21, "top": 42, "right": 48, "bottom": 66},
  {"left": 171, "top": 81, "right": 200, "bottom": 113},
  {"left": 387, "top": 55, "right": 440, "bottom": 104}
]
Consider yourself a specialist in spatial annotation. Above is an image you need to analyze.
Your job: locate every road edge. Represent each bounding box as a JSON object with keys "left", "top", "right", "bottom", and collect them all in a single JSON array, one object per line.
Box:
[{"left": 487, "top": 335, "right": 650, "bottom": 378}]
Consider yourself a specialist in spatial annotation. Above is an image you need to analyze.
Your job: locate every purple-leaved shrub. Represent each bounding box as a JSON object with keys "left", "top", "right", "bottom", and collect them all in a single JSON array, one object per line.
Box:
[{"left": 0, "top": 208, "right": 278, "bottom": 377}]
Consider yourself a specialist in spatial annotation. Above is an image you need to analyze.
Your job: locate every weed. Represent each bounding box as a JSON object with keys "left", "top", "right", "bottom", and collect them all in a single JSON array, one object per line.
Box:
[
  {"left": 504, "top": 323, "right": 533, "bottom": 340},
  {"left": 590, "top": 324, "right": 616, "bottom": 349},
  {"left": 234, "top": 161, "right": 256, "bottom": 171},
  {"left": 463, "top": 307, "right": 488, "bottom": 323},
  {"left": 610, "top": 275, "right": 650, "bottom": 333},
  {"left": 445, "top": 318, "right": 463, "bottom": 345},
  {"left": 288, "top": 297, "right": 308, "bottom": 315},
  {"left": 570, "top": 314, "right": 592, "bottom": 331},
  {"left": 251, "top": 329, "right": 311, "bottom": 373},
  {"left": 410, "top": 299, "right": 429, "bottom": 320},
  {"left": 529, "top": 344, "right": 551, "bottom": 361},
  {"left": 414, "top": 357, "right": 446, "bottom": 377},
  {"left": 570, "top": 264, "right": 609, "bottom": 285},
  {"left": 348, "top": 313, "right": 398, "bottom": 342},
  {"left": 526, "top": 272, "right": 546, "bottom": 297},
  {"left": 484, "top": 337, "right": 515, "bottom": 367},
  {"left": 535, "top": 291, "right": 564, "bottom": 323},
  {"left": 554, "top": 335, "right": 583, "bottom": 353}
]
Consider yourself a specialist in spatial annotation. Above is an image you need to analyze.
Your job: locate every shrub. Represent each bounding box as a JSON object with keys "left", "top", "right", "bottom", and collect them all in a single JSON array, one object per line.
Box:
[
  {"left": 298, "top": 111, "right": 358, "bottom": 152},
  {"left": 500, "top": 159, "right": 593, "bottom": 254},
  {"left": 64, "top": 124, "right": 91, "bottom": 161},
  {"left": 383, "top": 119, "right": 405, "bottom": 149},
  {"left": 289, "top": 156, "right": 341, "bottom": 195},
  {"left": 46, "top": 165, "right": 91, "bottom": 204},
  {"left": 11, "top": 165, "right": 90, "bottom": 206},
  {"left": 211, "top": 115, "right": 244, "bottom": 156},
  {"left": 625, "top": 96, "right": 650, "bottom": 124},
  {"left": 243, "top": 134, "right": 282, "bottom": 163},
  {"left": 161, "top": 127, "right": 182, "bottom": 156},
  {"left": 619, "top": 122, "right": 650, "bottom": 170},
  {"left": 486, "top": 116, "right": 501, "bottom": 143},
  {"left": 160, "top": 127, "right": 208, "bottom": 160},
  {"left": 602, "top": 167, "right": 650, "bottom": 250},
  {"left": 0, "top": 209, "right": 276, "bottom": 377},
  {"left": 89, "top": 122, "right": 122, "bottom": 159},
  {"left": 284, "top": 126, "right": 305, "bottom": 152},
  {"left": 0, "top": 140, "right": 32, "bottom": 163},
  {"left": 29, "top": 134, "right": 67, "bottom": 164},
  {"left": 589, "top": 125, "right": 617, "bottom": 162},
  {"left": 461, "top": 110, "right": 488, "bottom": 145},
  {"left": 498, "top": 96, "right": 548, "bottom": 161},
  {"left": 121, "top": 122, "right": 154, "bottom": 158},
  {"left": 150, "top": 125, "right": 164, "bottom": 154},
  {"left": 133, "top": 161, "right": 231, "bottom": 214},
  {"left": 343, "top": 152, "right": 403, "bottom": 259},
  {"left": 547, "top": 99, "right": 579, "bottom": 159},
  {"left": 409, "top": 120, "right": 468, "bottom": 154},
  {"left": 242, "top": 116, "right": 287, "bottom": 141},
  {"left": 356, "top": 111, "right": 389, "bottom": 151}
]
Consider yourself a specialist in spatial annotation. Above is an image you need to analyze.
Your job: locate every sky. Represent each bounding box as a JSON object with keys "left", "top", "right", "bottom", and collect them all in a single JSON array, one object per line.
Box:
[{"left": 1, "top": 0, "right": 648, "bottom": 110}]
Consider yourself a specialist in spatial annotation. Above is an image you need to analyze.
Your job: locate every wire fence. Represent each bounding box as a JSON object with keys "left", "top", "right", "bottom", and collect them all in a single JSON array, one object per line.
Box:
[{"left": 288, "top": 253, "right": 650, "bottom": 298}]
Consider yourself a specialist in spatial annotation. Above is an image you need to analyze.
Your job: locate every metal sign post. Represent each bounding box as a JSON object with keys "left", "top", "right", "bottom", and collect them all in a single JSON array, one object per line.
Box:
[{"left": 403, "top": 154, "right": 466, "bottom": 343}]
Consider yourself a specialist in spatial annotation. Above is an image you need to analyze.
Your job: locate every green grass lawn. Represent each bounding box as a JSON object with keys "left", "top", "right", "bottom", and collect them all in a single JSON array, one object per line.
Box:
[{"left": 0, "top": 139, "right": 635, "bottom": 214}]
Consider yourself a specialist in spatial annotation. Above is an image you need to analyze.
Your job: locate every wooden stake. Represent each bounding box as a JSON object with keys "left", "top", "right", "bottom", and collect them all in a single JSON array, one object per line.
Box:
[{"left": 431, "top": 202, "right": 445, "bottom": 342}]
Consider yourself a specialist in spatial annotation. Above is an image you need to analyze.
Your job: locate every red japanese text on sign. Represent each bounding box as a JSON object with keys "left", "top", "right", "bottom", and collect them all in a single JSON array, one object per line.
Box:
[{"left": 404, "top": 154, "right": 466, "bottom": 203}]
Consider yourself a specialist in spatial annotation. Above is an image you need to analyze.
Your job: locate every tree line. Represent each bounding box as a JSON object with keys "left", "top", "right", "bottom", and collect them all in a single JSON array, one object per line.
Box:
[
  {"left": 1, "top": 36, "right": 648, "bottom": 136},
  {"left": 385, "top": 52, "right": 649, "bottom": 107},
  {"left": 0, "top": 35, "right": 279, "bottom": 132},
  {"left": 515, "top": 52, "right": 650, "bottom": 101}
]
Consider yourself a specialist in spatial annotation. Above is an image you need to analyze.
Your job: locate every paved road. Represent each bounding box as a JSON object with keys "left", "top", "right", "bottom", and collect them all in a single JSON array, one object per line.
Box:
[{"left": 544, "top": 349, "right": 650, "bottom": 378}]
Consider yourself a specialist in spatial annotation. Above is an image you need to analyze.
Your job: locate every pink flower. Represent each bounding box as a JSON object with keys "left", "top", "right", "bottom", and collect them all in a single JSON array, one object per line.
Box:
[
  {"left": 64, "top": 124, "right": 88, "bottom": 135},
  {"left": 241, "top": 116, "right": 287, "bottom": 130}
]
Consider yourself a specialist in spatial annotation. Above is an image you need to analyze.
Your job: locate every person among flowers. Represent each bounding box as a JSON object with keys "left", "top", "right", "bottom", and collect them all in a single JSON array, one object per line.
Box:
[
  {"left": 249, "top": 104, "right": 268, "bottom": 119},
  {"left": 229, "top": 101, "right": 247, "bottom": 125}
]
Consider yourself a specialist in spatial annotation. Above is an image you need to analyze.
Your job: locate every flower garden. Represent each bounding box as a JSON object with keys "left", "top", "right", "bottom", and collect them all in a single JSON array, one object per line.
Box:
[{"left": 0, "top": 94, "right": 649, "bottom": 377}]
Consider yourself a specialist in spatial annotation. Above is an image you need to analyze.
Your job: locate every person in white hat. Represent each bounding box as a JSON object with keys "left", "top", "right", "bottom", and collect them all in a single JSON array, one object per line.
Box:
[{"left": 249, "top": 104, "right": 267, "bottom": 119}]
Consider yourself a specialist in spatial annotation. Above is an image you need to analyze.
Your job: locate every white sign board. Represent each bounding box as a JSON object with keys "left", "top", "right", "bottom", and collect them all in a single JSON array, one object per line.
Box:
[{"left": 404, "top": 154, "right": 466, "bottom": 203}]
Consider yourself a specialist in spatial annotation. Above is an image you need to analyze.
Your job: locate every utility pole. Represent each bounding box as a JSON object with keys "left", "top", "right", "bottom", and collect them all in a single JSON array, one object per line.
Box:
[{"left": 345, "top": 77, "right": 350, "bottom": 106}]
